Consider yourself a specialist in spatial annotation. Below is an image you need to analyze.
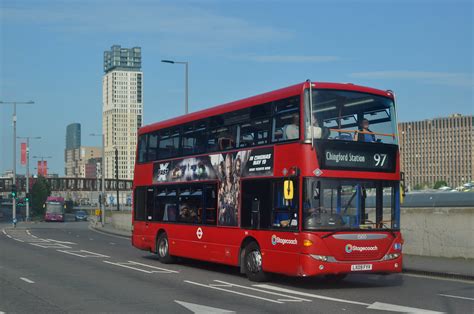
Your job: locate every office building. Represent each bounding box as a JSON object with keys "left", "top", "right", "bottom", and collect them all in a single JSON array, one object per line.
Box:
[
  {"left": 65, "top": 123, "right": 81, "bottom": 176},
  {"left": 398, "top": 114, "right": 473, "bottom": 189},
  {"left": 65, "top": 146, "right": 102, "bottom": 178},
  {"left": 66, "top": 123, "right": 81, "bottom": 150},
  {"left": 102, "top": 45, "right": 143, "bottom": 180}
]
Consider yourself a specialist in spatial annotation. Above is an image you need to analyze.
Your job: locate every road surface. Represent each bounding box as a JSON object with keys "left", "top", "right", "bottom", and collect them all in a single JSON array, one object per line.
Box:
[{"left": 1, "top": 221, "right": 472, "bottom": 313}]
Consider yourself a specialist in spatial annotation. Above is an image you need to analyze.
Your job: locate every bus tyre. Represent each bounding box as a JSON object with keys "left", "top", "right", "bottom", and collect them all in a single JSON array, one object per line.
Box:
[
  {"left": 244, "top": 242, "right": 270, "bottom": 282},
  {"left": 156, "top": 233, "right": 175, "bottom": 264}
]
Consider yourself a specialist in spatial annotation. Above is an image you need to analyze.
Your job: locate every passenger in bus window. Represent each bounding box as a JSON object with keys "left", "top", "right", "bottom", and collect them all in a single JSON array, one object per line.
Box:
[
  {"left": 354, "top": 118, "right": 376, "bottom": 142},
  {"left": 179, "top": 204, "right": 197, "bottom": 223},
  {"left": 283, "top": 114, "right": 299, "bottom": 140},
  {"left": 218, "top": 132, "right": 235, "bottom": 150},
  {"left": 306, "top": 114, "right": 329, "bottom": 139}
]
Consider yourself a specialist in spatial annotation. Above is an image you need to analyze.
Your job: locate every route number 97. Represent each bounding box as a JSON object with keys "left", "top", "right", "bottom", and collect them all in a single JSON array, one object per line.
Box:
[{"left": 374, "top": 153, "right": 387, "bottom": 167}]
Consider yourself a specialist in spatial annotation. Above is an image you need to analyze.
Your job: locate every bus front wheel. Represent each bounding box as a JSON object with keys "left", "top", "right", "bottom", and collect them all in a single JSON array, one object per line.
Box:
[
  {"left": 244, "top": 242, "right": 270, "bottom": 282},
  {"left": 156, "top": 232, "right": 175, "bottom": 264}
]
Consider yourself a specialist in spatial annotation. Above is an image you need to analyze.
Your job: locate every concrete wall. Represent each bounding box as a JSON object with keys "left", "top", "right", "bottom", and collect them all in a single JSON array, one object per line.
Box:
[
  {"left": 107, "top": 207, "right": 474, "bottom": 259},
  {"left": 106, "top": 211, "right": 132, "bottom": 233},
  {"left": 401, "top": 207, "right": 474, "bottom": 259}
]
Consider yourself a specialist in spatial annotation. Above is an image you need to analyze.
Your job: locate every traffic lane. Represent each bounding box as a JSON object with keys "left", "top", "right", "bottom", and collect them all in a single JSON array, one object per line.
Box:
[
  {"left": 0, "top": 276, "right": 63, "bottom": 314},
  {"left": 0, "top": 234, "right": 214, "bottom": 313},
  {"left": 26, "top": 222, "right": 139, "bottom": 258},
  {"left": 1, "top": 230, "right": 366, "bottom": 314},
  {"left": 12, "top": 224, "right": 474, "bottom": 313}
]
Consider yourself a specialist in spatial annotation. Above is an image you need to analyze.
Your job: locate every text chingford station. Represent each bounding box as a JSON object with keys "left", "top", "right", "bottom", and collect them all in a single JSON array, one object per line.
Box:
[{"left": 326, "top": 151, "right": 366, "bottom": 163}]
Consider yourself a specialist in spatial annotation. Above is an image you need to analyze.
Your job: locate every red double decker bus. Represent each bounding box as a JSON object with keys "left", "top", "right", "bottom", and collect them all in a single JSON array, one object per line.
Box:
[{"left": 132, "top": 80, "right": 403, "bottom": 281}]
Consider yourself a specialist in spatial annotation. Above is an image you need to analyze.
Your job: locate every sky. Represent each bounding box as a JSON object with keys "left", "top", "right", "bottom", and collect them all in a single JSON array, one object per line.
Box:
[{"left": 0, "top": 0, "right": 472, "bottom": 176}]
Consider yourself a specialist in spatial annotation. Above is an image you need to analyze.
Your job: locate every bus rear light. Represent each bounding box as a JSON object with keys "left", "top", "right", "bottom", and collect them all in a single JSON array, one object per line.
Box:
[
  {"left": 303, "top": 239, "right": 313, "bottom": 247},
  {"left": 382, "top": 253, "right": 400, "bottom": 261},
  {"left": 310, "top": 254, "right": 329, "bottom": 262}
]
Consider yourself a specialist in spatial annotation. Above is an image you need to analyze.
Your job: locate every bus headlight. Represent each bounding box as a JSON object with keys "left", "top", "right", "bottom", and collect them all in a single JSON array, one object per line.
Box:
[
  {"left": 382, "top": 253, "right": 400, "bottom": 261},
  {"left": 310, "top": 254, "right": 329, "bottom": 262}
]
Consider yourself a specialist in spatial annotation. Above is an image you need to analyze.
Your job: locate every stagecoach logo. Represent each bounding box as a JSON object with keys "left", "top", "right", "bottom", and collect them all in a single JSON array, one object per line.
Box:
[
  {"left": 196, "top": 227, "right": 203, "bottom": 240},
  {"left": 345, "top": 244, "right": 378, "bottom": 253},
  {"left": 157, "top": 163, "right": 170, "bottom": 181},
  {"left": 271, "top": 234, "right": 297, "bottom": 246}
]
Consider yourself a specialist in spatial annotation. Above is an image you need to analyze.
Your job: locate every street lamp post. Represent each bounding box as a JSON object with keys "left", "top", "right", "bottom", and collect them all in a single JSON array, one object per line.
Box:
[
  {"left": 0, "top": 100, "right": 34, "bottom": 227},
  {"left": 115, "top": 147, "right": 120, "bottom": 212},
  {"left": 161, "top": 60, "right": 189, "bottom": 114},
  {"left": 17, "top": 136, "right": 41, "bottom": 221},
  {"left": 90, "top": 133, "right": 105, "bottom": 226}
]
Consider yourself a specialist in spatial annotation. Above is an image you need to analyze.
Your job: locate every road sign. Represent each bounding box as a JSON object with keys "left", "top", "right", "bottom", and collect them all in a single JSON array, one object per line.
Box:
[{"left": 95, "top": 209, "right": 101, "bottom": 216}]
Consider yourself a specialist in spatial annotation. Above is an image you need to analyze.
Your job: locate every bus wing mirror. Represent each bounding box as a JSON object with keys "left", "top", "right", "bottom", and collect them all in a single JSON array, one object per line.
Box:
[{"left": 284, "top": 180, "right": 294, "bottom": 200}]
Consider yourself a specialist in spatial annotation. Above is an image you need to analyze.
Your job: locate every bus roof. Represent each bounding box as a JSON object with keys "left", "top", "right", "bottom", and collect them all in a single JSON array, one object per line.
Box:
[
  {"left": 139, "top": 81, "right": 393, "bottom": 135},
  {"left": 46, "top": 196, "right": 64, "bottom": 203}
]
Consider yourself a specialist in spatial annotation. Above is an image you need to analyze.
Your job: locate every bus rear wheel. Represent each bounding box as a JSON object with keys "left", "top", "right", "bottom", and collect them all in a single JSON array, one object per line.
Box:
[
  {"left": 244, "top": 242, "right": 270, "bottom": 282},
  {"left": 156, "top": 232, "right": 175, "bottom": 264}
]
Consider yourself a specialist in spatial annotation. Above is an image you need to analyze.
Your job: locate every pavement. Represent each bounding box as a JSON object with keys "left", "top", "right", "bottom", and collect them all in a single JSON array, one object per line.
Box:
[
  {"left": 1, "top": 221, "right": 473, "bottom": 313},
  {"left": 89, "top": 220, "right": 474, "bottom": 281},
  {"left": 403, "top": 255, "right": 474, "bottom": 280}
]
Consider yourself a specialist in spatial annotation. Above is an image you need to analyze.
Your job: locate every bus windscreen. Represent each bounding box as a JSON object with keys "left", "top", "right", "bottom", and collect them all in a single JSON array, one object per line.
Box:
[{"left": 306, "top": 89, "right": 398, "bottom": 145}]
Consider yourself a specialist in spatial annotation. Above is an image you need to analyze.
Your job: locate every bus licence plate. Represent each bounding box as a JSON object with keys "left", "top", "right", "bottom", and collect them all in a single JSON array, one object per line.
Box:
[{"left": 351, "top": 264, "right": 372, "bottom": 271}]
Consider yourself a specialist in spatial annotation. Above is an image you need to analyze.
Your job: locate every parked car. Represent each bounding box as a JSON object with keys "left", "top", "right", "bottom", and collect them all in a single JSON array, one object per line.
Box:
[{"left": 74, "top": 210, "right": 88, "bottom": 222}]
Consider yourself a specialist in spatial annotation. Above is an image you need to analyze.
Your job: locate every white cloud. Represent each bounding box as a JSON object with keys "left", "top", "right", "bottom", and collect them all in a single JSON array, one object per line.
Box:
[
  {"left": 349, "top": 71, "right": 473, "bottom": 87},
  {"left": 243, "top": 55, "right": 340, "bottom": 63},
  {"left": 0, "top": 2, "right": 292, "bottom": 54}
]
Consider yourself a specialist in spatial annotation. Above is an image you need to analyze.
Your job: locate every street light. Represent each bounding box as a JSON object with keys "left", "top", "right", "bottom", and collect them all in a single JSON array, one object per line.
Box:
[
  {"left": 0, "top": 100, "right": 35, "bottom": 227},
  {"left": 90, "top": 133, "right": 106, "bottom": 226},
  {"left": 161, "top": 59, "right": 189, "bottom": 114},
  {"left": 17, "top": 136, "right": 41, "bottom": 221}
]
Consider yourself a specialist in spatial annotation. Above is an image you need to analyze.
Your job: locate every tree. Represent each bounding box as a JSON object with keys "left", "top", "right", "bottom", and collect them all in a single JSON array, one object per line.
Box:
[
  {"left": 31, "top": 176, "right": 51, "bottom": 216},
  {"left": 413, "top": 183, "right": 423, "bottom": 190},
  {"left": 433, "top": 180, "right": 448, "bottom": 189}
]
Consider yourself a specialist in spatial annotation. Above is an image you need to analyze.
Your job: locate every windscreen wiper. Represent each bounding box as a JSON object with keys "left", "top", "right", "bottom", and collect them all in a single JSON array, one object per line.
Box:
[{"left": 321, "top": 230, "right": 343, "bottom": 239}]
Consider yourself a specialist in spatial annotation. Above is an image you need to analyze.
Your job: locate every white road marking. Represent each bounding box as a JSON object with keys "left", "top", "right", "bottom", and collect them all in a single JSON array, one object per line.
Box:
[
  {"left": 438, "top": 294, "right": 474, "bottom": 301},
  {"left": 46, "top": 239, "right": 76, "bottom": 245},
  {"left": 2, "top": 229, "right": 7, "bottom": 235},
  {"left": 26, "top": 230, "right": 38, "bottom": 238},
  {"left": 30, "top": 243, "right": 71, "bottom": 249},
  {"left": 20, "top": 277, "right": 35, "bottom": 284},
  {"left": 57, "top": 250, "right": 109, "bottom": 258},
  {"left": 175, "top": 300, "right": 235, "bottom": 314},
  {"left": 89, "top": 238, "right": 94, "bottom": 240},
  {"left": 6, "top": 235, "right": 12, "bottom": 239},
  {"left": 13, "top": 238, "right": 24, "bottom": 242},
  {"left": 126, "top": 261, "right": 179, "bottom": 273},
  {"left": 214, "top": 280, "right": 310, "bottom": 302},
  {"left": 367, "top": 302, "right": 444, "bottom": 313},
  {"left": 254, "top": 284, "right": 369, "bottom": 306},
  {"left": 103, "top": 261, "right": 177, "bottom": 273},
  {"left": 109, "top": 242, "right": 116, "bottom": 245},
  {"left": 209, "top": 283, "right": 233, "bottom": 287},
  {"left": 104, "top": 261, "right": 156, "bottom": 273},
  {"left": 184, "top": 280, "right": 283, "bottom": 304},
  {"left": 0, "top": 310, "right": 5, "bottom": 314},
  {"left": 80, "top": 250, "right": 110, "bottom": 257}
]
